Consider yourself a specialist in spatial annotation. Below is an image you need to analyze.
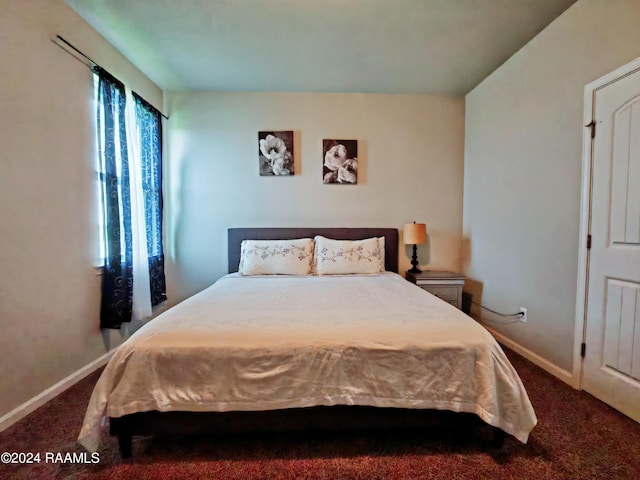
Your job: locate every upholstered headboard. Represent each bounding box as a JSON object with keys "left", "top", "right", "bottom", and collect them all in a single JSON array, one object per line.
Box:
[{"left": 228, "top": 227, "right": 399, "bottom": 274}]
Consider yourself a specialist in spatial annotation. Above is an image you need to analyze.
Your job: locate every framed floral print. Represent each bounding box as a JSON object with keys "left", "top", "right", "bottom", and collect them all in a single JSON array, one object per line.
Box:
[
  {"left": 259, "top": 131, "right": 294, "bottom": 176},
  {"left": 322, "top": 139, "right": 357, "bottom": 184}
]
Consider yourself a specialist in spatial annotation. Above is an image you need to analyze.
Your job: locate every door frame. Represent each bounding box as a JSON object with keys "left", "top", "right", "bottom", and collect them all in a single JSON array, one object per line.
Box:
[{"left": 574, "top": 56, "right": 640, "bottom": 389}]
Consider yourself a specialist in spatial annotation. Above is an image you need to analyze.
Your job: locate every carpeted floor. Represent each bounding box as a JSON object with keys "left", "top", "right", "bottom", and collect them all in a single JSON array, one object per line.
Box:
[{"left": 1, "top": 348, "right": 639, "bottom": 479}]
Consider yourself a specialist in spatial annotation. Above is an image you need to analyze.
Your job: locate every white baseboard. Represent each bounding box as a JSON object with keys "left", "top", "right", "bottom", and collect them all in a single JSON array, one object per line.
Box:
[
  {"left": 485, "top": 326, "right": 579, "bottom": 389},
  {"left": 0, "top": 348, "right": 117, "bottom": 433}
]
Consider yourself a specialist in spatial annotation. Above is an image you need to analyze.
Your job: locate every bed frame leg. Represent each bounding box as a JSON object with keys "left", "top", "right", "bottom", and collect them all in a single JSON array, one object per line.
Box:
[
  {"left": 118, "top": 432, "right": 132, "bottom": 458},
  {"left": 491, "top": 428, "right": 505, "bottom": 449}
]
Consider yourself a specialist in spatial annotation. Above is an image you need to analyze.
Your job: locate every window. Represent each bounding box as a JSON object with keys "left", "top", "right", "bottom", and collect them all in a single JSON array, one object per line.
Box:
[{"left": 93, "top": 67, "right": 166, "bottom": 329}]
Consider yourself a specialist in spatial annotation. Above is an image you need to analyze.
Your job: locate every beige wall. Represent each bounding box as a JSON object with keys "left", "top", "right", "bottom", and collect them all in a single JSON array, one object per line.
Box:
[
  {"left": 164, "top": 92, "right": 465, "bottom": 302},
  {"left": 0, "top": 0, "right": 162, "bottom": 419},
  {"left": 463, "top": 0, "right": 640, "bottom": 371}
]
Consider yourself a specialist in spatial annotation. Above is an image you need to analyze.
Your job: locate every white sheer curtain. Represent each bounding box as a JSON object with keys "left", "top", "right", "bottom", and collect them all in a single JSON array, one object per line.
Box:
[{"left": 125, "top": 87, "right": 152, "bottom": 321}]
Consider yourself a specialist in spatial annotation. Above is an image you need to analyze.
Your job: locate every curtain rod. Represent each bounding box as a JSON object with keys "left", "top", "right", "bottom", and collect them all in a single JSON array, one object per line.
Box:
[{"left": 54, "top": 35, "right": 169, "bottom": 120}]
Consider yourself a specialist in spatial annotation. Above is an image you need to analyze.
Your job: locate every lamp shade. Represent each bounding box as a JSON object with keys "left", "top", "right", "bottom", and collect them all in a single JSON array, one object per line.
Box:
[{"left": 403, "top": 223, "right": 427, "bottom": 245}]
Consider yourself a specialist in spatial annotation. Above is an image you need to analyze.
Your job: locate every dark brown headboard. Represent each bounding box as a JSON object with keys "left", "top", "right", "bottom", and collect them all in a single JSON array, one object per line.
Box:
[{"left": 228, "top": 228, "right": 399, "bottom": 273}]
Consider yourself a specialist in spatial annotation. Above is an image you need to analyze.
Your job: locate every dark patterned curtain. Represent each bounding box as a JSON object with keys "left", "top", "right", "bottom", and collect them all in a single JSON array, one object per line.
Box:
[
  {"left": 95, "top": 67, "right": 133, "bottom": 329},
  {"left": 133, "top": 93, "right": 167, "bottom": 307}
]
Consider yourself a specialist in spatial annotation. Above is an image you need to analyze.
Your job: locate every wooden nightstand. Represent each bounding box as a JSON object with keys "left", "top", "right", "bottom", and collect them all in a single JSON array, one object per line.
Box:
[{"left": 406, "top": 270, "right": 465, "bottom": 309}]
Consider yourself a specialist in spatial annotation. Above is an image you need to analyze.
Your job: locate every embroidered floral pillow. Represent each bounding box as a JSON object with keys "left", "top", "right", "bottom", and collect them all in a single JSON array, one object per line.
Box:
[
  {"left": 314, "top": 236, "right": 385, "bottom": 275},
  {"left": 239, "top": 239, "right": 315, "bottom": 275}
]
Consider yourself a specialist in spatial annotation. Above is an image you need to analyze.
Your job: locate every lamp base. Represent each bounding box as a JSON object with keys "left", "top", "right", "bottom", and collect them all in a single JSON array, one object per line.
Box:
[{"left": 408, "top": 244, "right": 421, "bottom": 274}]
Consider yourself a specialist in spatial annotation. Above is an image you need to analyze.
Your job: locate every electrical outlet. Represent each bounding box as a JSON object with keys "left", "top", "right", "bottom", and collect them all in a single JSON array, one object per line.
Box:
[{"left": 519, "top": 307, "right": 528, "bottom": 323}]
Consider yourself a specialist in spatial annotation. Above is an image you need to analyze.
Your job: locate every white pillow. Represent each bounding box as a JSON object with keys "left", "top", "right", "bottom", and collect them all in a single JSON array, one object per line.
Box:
[
  {"left": 314, "top": 236, "right": 385, "bottom": 275},
  {"left": 239, "top": 238, "right": 315, "bottom": 275}
]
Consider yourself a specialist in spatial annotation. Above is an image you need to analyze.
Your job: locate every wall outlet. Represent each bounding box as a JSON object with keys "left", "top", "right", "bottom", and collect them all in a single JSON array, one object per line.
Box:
[{"left": 519, "top": 307, "right": 528, "bottom": 323}]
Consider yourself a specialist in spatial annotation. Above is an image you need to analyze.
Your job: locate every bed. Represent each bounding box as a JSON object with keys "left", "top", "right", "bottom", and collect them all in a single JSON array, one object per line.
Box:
[{"left": 78, "top": 227, "right": 536, "bottom": 457}]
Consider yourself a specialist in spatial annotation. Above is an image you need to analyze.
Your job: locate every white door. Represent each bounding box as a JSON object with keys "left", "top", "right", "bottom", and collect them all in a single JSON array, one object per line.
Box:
[{"left": 583, "top": 66, "right": 640, "bottom": 422}]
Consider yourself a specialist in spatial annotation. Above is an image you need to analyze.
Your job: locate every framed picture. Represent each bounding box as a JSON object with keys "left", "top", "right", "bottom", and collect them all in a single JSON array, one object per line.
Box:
[
  {"left": 259, "top": 131, "right": 294, "bottom": 176},
  {"left": 322, "top": 139, "right": 358, "bottom": 184}
]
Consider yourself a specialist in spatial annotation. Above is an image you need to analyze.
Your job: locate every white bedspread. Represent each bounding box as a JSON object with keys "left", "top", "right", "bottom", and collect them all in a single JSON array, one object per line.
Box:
[{"left": 79, "top": 273, "right": 537, "bottom": 452}]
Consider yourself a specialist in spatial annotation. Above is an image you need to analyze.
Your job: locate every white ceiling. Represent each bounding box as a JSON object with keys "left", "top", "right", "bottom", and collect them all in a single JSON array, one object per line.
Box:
[{"left": 66, "top": 0, "right": 577, "bottom": 95}]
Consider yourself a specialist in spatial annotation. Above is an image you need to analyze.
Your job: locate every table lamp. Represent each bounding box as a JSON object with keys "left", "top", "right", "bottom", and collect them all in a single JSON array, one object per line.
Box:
[{"left": 403, "top": 222, "right": 427, "bottom": 274}]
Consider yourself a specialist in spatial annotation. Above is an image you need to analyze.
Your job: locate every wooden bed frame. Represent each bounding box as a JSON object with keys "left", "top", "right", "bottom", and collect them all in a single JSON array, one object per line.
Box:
[{"left": 109, "top": 227, "right": 505, "bottom": 457}]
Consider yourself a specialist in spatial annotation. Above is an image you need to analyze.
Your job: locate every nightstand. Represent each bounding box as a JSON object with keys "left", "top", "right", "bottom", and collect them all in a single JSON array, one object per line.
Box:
[{"left": 406, "top": 271, "right": 465, "bottom": 309}]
